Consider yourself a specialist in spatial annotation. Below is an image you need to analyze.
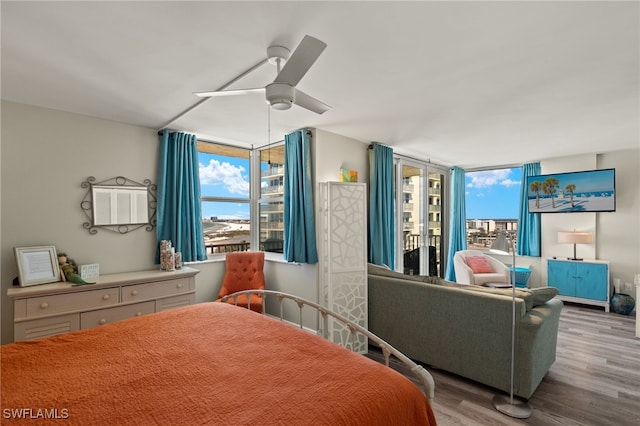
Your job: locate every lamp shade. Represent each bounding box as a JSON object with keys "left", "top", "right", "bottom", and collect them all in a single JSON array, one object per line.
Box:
[{"left": 557, "top": 231, "right": 593, "bottom": 244}]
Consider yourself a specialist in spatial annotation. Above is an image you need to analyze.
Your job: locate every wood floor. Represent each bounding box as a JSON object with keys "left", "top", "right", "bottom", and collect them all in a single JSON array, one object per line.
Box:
[{"left": 369, "top": 303, "right": 640, "bottom": 426}]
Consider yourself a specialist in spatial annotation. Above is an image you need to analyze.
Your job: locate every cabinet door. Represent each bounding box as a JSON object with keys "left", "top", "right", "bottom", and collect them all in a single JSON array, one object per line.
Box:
[
  {"left": 548, "top": 260, "right": 575, "bottom": 296},
  {"left": 575, "top": 263, "right": 608, "bottom": 301}
]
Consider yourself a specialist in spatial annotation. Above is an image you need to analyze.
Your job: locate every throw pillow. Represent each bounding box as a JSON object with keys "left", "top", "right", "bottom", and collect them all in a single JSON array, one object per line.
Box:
[
  {"left": 525, "top": 287, "right": 559, "bottom": 307},
  {"left": 465, "top": 256, "right": 493, "bottom": 273}
]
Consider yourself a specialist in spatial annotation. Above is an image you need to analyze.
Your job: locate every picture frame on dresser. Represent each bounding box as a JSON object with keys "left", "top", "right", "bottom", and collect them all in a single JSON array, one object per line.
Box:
[{"left": 14, "top": 245, "right": 61, "bottom": 287}]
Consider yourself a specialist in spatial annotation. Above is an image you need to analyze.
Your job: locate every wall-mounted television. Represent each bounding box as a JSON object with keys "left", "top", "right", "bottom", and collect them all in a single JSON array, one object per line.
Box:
[{"left": 526, "top": 168, "right": 616, "bottom": 213}]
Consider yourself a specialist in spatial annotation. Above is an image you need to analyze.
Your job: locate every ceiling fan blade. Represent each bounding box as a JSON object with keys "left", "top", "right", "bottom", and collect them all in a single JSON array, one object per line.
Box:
[
  {"left": 194, "top": 88, "right": 265, "bottom": 98},
  {"left": 294, "top": 89, "right": 331, "bottom": 115},
  {"left": 274, "top": 35, "right": 326, "bottom": 87}
]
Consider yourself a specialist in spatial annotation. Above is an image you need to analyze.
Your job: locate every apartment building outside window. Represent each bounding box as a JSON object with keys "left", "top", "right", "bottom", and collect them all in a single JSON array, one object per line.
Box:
[
  {"left": 259, "top": 144, "right": 285, "bottom": 254},
  {"left": 465, "top": 167, "right": 521, "bottom": 250},
  {"left": 396, "top": 159, "right": 448, "bottom": 278}
]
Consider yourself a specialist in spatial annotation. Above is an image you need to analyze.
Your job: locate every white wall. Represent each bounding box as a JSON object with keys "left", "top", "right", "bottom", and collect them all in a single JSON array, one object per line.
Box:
[
  {"left": 597, "top": 149, "right": 640, "bottom": 300},
  {"left": 1, "top": 101, "right": 160, "bottom": 343},
  {"left": 529, "top": 151, "right": 639, "bottom": 302}
]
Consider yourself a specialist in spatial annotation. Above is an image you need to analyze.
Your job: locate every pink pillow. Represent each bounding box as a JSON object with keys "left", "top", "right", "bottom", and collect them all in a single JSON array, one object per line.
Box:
[{"left": 465, "top": 256, "right": 493, "bottom": 273}]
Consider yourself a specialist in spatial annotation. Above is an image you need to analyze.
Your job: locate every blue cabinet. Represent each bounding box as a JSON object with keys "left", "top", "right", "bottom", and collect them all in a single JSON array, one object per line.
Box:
[{"left": 547, "top": 259, "right": 610, "bottom": 311}]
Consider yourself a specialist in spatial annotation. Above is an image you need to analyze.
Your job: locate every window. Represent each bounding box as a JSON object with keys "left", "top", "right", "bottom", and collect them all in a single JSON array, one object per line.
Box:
[
  {"left": 197, "top": 141, "right": 286, "bottom": 256},
  {"left": 465, "top": 167, "right": 521, "bottom": 250},
  {"left": 395, "top": 160, "right": 447, "bottom": 278},
  {"left": 198, "top": 142, "right": 251, "bottom": 254},
  {"left": 259, "top": 144, "right": 285, "bottom": 254}
]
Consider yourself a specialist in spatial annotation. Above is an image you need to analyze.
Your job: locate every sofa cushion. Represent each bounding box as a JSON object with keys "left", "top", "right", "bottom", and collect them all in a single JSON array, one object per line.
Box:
[
  {"left": 526, "top": 287, "right": 559, "bottom": 307},
  {"left": 459, "top": 285, "right": 535, "bottom": 311},
  {"left": 367, "top": 263, "right": 435, "bottom": 284},
  {"left": 465, "top": 256, "right": 493, "bottom": 273}
]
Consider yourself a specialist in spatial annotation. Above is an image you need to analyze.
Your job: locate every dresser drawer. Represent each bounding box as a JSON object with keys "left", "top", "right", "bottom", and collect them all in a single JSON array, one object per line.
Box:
[
  {"left": 122, "top": 278, "right": 193, "bottom": 302},
  {"left": 14, "top": 313, "right": 80, "bottom": 342},
  {"left": 80, "top": 301, "right": 155, "bottom": 329},
  {"left": 25, "top": 287, "right": 120, "bottom": 319},
  {"left": 156, "top": 293, "right": 195, "bottom": 312}
]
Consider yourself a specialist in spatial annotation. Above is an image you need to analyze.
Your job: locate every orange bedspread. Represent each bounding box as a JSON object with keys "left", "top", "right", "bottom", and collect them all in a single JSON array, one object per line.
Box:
[{"left": 1, "top": 302, "right": 436, "bottom": 425}]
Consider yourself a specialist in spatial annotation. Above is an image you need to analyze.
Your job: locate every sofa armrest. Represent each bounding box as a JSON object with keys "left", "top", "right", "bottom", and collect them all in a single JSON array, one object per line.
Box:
[{"left": 515, "top": 298, "right": 563, "bottom": 398}]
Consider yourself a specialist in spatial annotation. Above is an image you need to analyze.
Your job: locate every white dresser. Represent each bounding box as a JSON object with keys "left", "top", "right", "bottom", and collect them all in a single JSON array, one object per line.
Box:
[{"left": 7, "top": 267, "right": 199, "bottom": 342}]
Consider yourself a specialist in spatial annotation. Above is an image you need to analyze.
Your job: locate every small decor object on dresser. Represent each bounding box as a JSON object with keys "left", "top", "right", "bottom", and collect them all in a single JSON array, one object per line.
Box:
[
  {"left": 14, "top": 246, "right": 60, "bottom": 287},
  {"left": 79, "top": 263, "right": 100, "bottom": 281},
  {"left": 159, "top": 240, "right": 175, "bottom": 271},
  {"left": 57, "top": 253, "right": 94, "bottom": 286}
]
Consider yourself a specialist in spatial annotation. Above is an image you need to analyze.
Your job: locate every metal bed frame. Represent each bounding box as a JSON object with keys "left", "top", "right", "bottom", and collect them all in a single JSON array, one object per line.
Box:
[{"left": 221, "top": 289, "right": 435, "bottom": 399}]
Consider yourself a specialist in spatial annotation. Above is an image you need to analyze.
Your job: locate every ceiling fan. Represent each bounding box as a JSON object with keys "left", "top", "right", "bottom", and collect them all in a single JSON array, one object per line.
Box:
[{"left": 194, "top": 35, "right": 331, "bottom": 114}]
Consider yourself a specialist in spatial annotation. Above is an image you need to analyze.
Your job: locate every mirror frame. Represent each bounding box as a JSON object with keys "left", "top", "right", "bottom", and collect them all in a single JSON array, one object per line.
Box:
[{"left": 81, "top": 176, "right": 157, "bottom": 234}]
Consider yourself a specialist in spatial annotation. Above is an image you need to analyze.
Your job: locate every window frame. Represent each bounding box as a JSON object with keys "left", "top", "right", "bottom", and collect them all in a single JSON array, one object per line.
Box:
[
  {"left": 464, "top": 165, "right": 522, "bottom": 251},
  {"left": 198, "top": 141, "right": 252, "bottom": 257},
  {"left": 197, "top": 140, "right": 286, "bottom": 259}
]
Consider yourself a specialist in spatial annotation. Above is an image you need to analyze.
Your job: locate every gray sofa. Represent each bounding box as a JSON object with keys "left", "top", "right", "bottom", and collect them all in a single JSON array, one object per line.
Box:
[{"left": 367, "top": 264, "right": 563, "bottom": 399}]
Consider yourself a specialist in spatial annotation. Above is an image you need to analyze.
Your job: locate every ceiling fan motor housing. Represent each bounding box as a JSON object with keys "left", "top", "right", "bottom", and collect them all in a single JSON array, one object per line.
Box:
[{"left": 265, "top": 82, "right": 295, "bottom": 110}]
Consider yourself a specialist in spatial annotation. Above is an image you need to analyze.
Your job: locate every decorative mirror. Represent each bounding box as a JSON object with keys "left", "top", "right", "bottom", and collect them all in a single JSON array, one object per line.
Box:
[{"left": 81, "top": 176, "right": 157, "bottom": 234}]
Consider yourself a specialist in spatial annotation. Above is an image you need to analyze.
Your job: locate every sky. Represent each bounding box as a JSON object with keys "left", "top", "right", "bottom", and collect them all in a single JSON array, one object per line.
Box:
[
  {"left": 199, "top": 153, "right": 251, "bottom": 220},
  {"left": 465, "top": 168, "right": 521, "bottom": 219}
]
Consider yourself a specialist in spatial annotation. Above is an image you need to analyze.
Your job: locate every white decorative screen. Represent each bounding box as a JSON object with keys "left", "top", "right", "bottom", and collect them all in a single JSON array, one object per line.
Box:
[{"left": 319, "top": 182, "right": 368, "bottom": 353}]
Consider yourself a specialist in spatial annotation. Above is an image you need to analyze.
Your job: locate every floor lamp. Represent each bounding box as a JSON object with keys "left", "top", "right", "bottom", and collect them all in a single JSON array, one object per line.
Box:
[{"left": 490, "top": 231, "right": 532, "bottom": 419}]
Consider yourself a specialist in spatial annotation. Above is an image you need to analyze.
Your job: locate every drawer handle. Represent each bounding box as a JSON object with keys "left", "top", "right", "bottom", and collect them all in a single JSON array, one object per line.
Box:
[
  {"left": 176, "top": 283, "right": 183, "bottom": 289},
  {"left": 131, "top": 290, "right": 139, "bottom": 296},
  {"left": 99, "top": 319, "right": 107, "bottom": 325},
  {"left": 40, "top": 302, "right": 49, "bottom": 309},
  {"left": 102, "top": 294, "right": 110, "bottom": 301}
]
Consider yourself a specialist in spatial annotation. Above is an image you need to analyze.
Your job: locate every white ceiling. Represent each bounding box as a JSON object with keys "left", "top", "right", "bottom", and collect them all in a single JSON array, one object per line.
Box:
[{"left": 2, "top": 1, "right": 638, "bottom": 168}]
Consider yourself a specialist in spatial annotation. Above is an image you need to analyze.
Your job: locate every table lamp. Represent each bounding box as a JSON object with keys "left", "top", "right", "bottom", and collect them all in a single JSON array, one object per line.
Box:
[{"left": 557, "top": 231, "right": 592, "bottom": 261}]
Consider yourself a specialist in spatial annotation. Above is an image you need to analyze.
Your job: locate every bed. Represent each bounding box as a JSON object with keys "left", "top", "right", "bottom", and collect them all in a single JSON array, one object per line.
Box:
[{"left": 1, "top": 294, "right": 437, "bottom": 425}]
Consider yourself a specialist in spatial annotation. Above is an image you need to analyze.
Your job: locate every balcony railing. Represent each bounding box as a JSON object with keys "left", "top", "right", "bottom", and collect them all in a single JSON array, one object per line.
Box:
[
  {"left": 261, "top": 185, "right": 284, "bottom": 195},
  {"left": 205, "top": 240, "right": 283, "bottom": 254},
  {"left": 261, "top": 166, "right": 284, "bottom": 177}
]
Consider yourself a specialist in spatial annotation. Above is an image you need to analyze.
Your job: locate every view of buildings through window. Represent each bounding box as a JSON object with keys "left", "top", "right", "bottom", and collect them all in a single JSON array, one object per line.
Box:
[
  {"left": 399, "top": 162, "right": 446, "bottom": 277},
  {"left": 198, "top": 142, "right": 251, "bottom": 254},
  {"left": 197, "top": 141, "right": 285, "bottom": 255},
  {"left": 259, "top": 145, "right": 285, "bottom": 253},
  {"left": 465, "top": 167, "right": 522, "bottom": 250}
]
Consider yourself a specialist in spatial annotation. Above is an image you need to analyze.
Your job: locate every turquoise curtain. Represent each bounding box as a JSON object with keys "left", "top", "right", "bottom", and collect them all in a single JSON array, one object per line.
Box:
[
  {"left": 368, "top": 143, "right": 395, "bottom": 269},
  {"left": 445, "top": 166, "right": 467, "bottom": 281},
  {"left": 517, "top": 162, "right": 541, "bottom": 256},
  {"left": 283, "top": 129, "right": 318, "bottom": 263},
  {"left": 156, "top": 130, "right": 207, "bottom": 263}
]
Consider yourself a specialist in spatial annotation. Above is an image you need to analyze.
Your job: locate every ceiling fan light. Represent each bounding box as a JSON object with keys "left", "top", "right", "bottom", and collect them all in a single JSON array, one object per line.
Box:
[
  {"left": 270, "top": 100, "right": 292, "bottom": 110},
  {"left": 265, "top": 83, "right": 295, "bottom": 111}
]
